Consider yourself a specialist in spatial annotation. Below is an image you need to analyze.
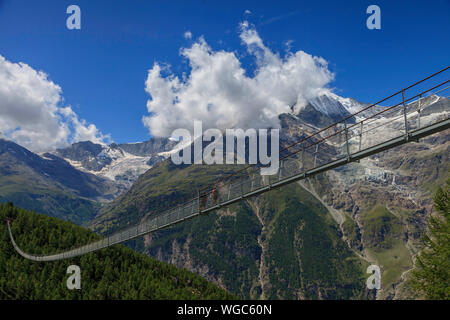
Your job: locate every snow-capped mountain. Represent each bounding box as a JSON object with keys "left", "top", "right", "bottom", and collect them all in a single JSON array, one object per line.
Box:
[
  {"left": 54, "top": 139, "right": 176, "bottom": 192},
  {"left": 310, "top": 94, "right": 355, "bottom": 118},
  {"left": 92, "top": 90, "right": 449, "bottom": 300},
  {"left": 294, "top": 91, "right": 448, "bottom": 129},
  {"left": 320, "top": 92, "right": 372, "bottom": 116},
  {"left": 294, "top": 92, "right": 368, "bottom": 127},
  {"left": 0, "top": 138, "right": 119, "bottom": 224},
  {"left": 52, "top": 92, "right": 448, "bottom": 199}
]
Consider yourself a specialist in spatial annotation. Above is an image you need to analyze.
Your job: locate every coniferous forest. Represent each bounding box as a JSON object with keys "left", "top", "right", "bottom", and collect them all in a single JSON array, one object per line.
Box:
[{"left": 0, "top": 203, "right": 236, "bottom": 299}]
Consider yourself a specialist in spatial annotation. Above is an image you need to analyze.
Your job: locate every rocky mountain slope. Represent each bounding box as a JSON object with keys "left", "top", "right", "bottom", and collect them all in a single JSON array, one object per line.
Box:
[
  {"left": 0, "top": 139, "right": 119, "bottom": 225},
  {"left": 90, "top": 92, "right": 448, "bottom": 299},
  {"left": 1, "top": 90, "right": 447, "bottom": 299},
  {"left": 91, "top": 158, "right": 371, "bottom": 299},
  {"left": 54, "top": 139, "right": 176, "bottom": 192},
  {"left": 315, "top": 129, "right": 449, "bottom": 299}
]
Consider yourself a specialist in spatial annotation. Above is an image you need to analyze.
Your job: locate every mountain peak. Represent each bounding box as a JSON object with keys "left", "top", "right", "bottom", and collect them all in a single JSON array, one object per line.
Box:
[{"left": 293, "top": 92, "right": 363, "bottom": 127}]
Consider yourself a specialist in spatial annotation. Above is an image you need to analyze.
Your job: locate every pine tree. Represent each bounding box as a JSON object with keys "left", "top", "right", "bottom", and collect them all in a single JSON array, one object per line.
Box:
[
  {"left": 5, "top": 202, "right": 17, "bottom": 220},
  {"left": 410, "top": 179, "right": 450, "bottom": 299}
]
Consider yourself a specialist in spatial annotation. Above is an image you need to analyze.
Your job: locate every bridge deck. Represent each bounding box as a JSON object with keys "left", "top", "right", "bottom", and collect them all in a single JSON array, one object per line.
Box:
[{"left": 7, "top": 67, "right": 450, "bottom": 262}]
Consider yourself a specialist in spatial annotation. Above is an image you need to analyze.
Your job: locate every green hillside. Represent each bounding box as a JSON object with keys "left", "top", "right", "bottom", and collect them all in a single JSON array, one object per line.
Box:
[
  {"left": 0, "top": 185, "right": 100, "bottom": 226},
  {"left": 0, "top": 203, "right": 235, "bottom": 300},
  {"left": 92, "top": 160, "right": 370, "bottom": 299},
  {"left": 92, "top": 160, "right": 243, "bottom": 234},
  {"left": 143, "top": 183, "right": 369, "bottom": 299}
]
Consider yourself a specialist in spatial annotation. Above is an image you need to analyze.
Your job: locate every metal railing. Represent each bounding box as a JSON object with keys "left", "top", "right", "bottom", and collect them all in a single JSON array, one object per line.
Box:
[{"left": 7, "top": 67, "right": 450, "bottom": 261}]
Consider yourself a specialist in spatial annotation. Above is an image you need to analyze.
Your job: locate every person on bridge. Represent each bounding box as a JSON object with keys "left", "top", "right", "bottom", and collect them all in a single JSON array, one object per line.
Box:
[
  {"left": 212, "top": 186, "right": 218, "bottom": 205},
  {"left": 200, "top": 191, "right": 208, "bottom": 211}
]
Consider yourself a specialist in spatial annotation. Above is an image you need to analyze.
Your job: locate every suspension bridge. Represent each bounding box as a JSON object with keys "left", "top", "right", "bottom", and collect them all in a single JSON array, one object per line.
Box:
[{"left": 6, "top": 67, "right": 450, "bottom": 262}]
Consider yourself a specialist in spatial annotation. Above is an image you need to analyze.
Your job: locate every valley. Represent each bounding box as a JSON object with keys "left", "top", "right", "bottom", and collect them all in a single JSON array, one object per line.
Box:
[{"left": 1, "top": 92, "right": 448, "bottom": 299}]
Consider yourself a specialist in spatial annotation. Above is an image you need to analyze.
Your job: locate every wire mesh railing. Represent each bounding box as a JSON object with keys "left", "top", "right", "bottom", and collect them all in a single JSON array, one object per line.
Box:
[{"left": 7, "top": 67, "right": 450, "bottom": 261}]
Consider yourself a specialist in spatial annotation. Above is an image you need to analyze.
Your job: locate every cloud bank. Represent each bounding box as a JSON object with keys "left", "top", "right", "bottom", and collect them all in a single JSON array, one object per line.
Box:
[
  {"left": 143, "top": 21, "right": 334, "bottom": 138},
  {"left": 0, "top": 55, "right": 110, "bottom": 152}
]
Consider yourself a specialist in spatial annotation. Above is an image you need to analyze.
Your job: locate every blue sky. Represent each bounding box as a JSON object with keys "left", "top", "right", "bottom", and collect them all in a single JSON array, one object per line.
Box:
[{"left": 0, "top": 0, "right": 449, "bottom": 145}]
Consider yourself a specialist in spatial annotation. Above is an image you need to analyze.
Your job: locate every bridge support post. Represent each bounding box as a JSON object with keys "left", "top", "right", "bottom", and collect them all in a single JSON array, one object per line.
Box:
[
  {"left": 301, "top": 149, "right": 305, "bottom": 170},
  {"left": 197, "top": 190, "right": 201, "bottom": 213},
  {"left": 356, "top": 121, "right": 363, "bottom": 163},
  {"left": 418, "top": 94, "right": 422, "bottom": 129},
  {"left": 313, "top": 144, "right": 319, "bottom": 168},
  {"left": 416, "top": 94, "right": 422, "bottom": 144},
  {"left": 402, "top": 89, "right": 409, "bottom": 141},
  {"left": 359, "top": 121, "right": 363, "bottom": 152},
  {"left": 278, "top": 161, "right": 283, "bottom": 180},
  {"left": 344, "top": 119, "right": 351, "bottom": 162}
]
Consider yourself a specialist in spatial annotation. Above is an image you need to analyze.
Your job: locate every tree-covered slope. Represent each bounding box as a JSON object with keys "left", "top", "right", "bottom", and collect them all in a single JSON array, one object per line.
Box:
[
  {"left": 410, "top": 179, "right": 450, "bottom": 299},
  {"left": 143, "top": 183, "right": 369, "bottom": 300},
  {"left": 0, "top": 203, "right": 235, "bottom": 300},
  {"left": 89, "top": 100, "right": 449, "bottom": 300},
  {"left": 92, "top": 158, "right": 369, "bottom": 299}
]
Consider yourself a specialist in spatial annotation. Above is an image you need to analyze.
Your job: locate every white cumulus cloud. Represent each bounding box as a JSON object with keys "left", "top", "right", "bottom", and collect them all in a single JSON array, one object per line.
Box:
[
  {"left": 0, "top": 55, "right": 110, "bottom": 152},
  {"left": 143, "top": 21, "right": 334, "bottom": 137},
  {"left": 184, "top": 31, "right": 192, "bottom": 39}
]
